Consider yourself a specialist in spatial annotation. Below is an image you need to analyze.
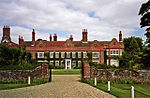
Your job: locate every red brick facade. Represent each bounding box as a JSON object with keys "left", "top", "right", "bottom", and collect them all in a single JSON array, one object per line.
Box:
[{"left": 0, "top": 26, "right": 124, "bottom": 68}]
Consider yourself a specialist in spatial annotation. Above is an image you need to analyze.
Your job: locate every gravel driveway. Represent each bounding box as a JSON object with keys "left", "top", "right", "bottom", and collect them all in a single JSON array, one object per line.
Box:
[{"left": 0, "top": 75, "right": 115, "bottom": 98}]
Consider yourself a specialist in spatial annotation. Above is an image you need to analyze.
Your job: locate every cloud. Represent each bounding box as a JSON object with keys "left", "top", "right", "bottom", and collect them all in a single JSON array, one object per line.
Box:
[{"left": 0, "top": 0, "right": 148, "bottom": 43}]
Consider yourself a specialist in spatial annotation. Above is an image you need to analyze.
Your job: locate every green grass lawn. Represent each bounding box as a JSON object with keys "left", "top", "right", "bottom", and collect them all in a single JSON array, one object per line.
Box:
[
  {"left": 85, "top": 80, "right": 150, "bottom": 98},
  {"left": 52, "top": 69, "right": 81, "bottom": 75},
  {"left": 0, "top": 84, "right": 29, "bottom": 90}
]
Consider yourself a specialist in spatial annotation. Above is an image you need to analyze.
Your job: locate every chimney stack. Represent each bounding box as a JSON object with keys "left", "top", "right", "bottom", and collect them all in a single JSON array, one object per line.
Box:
[
  {"left": 1, "top": 26, "right": 11, "bottom": 43},
  {"left": 19, "top": 35, "right": 24, "bottom": 45},
  {"left": 32, "top": 29, "right": 35, "bottom": 42},
  {"left": 82, "top": 29, "right": 88, "bottom": 42},
  {"left": 70, "top": 35, "right": 73, "bottom": 41},
  {"left": 54, "top": 33, "right": 57, "bottom": 41},
  {"left": 50, "top": 34, "right": 52, "bottom": 41},
  {"left": 119, "top": 31, "right": 122, "bottom": 42}
]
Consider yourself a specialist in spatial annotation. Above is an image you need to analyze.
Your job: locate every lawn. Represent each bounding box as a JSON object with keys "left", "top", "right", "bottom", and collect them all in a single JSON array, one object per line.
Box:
[
  {"left": 52, "top": 69, "right": 81, "bottom": 75},
  {"left": 0, "top": 78, "right": 48, "bottom": 90},
  {"left": 85, "top": 79, "right": 150, "bottom": 98}
]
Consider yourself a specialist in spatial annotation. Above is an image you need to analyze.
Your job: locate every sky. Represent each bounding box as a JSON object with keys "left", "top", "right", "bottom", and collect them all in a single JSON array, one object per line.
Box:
[{"left": 0, "top": 0, "right": 148, "bottom": 43}]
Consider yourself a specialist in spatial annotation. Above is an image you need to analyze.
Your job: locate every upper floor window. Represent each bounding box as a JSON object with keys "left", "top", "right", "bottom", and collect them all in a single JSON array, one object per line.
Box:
[
  {"left": 92, "top": 52, "right": 99, "bottom": 58},
  {"left": 83, "top": 52, "right": 87, "bottom": 58},
  {"left": 61, "top": 52, "right": 65, "bottom": 58},
  {"left": 72, "top": 52, "right": 76, "bottom": 58},
  {"left": 110, "top": 49, "right": 119, "bottom": 55},
  {"left": 55, "top": 52, "right": 59, "bottom": 58},
  {"left": 78, "top": 52, "right": 81, "bottom": 58},
  {"left": 37, "top": 52, "right": 44, "bottom": 58},
  {"left": 120, "top": 49, "right": 122, "bottom": 55},
  {"left": 50, "top": 52, "right": 54, "bottom": 58},
  {"left": 66, "top": 52, "right": 70, "bottom": 58},
  {"left": 106, "top": 49, "right": 109, "bottom": 55}
]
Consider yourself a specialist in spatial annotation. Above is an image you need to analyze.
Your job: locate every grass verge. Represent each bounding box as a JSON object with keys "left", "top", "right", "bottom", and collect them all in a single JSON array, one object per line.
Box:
[
  {"left": 83, "top": 79, "right": 150, "bottom": 98},
  {"left": 0, "top": 78, "right": 48, "bottom": 90},
  {"left": 52, "top": 69, "right": 81, "bottom": 75}
]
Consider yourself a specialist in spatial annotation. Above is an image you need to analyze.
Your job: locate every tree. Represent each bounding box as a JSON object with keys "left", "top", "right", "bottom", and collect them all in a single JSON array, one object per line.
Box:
[{"left": 139, "top": 0, "right": 150, "bottom": 47}]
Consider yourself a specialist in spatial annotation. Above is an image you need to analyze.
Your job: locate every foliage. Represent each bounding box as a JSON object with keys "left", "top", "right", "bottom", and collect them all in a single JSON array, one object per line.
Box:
[
  {"left": 0, "top": 45, "right": 32, "bottom": 66},
  {"left": 52, "top": 69, "right": 80, "bottom": 75},
  {"left": 120, "top": 37, "right": 144, "bottom": 69},
  {"left": 73, "top": 66, "right": 81, "bottom": 69},
  {"left": 139, "top": 0, "right": 150, "bottom": 47}
]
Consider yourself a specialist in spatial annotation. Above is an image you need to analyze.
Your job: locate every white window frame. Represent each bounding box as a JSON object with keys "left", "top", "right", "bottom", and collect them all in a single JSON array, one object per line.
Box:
[
  {"left": 61, "top": 52, "right": 65, "bottom": 58},
  {"left": 110, "top": 49, "right": 119, "bottom": 55},
  {"left": 66, "top": 52, "right": 70, "bottom": 58},
  {"left": 92, "top": 52, "right": 99, "bottom": 58},
  {"left": 55, "top": 60, "right": 59, "bottom": 66},
  {"left": 92, "top": 60, "right": 99, "bottom": 64},
  {"left": 72, "top": 60, "right": 76, "bottom": 66},
  {"left": 50, "top": 60, "right": 54, "bottom": 65},
  {"left": 106, "top": 49, "right": 109, "bottom": 55},
  {"left": 120, "top": 49, "right": 122, "bottom": 55},
  {"left": 83, "top": 52, "right": 87, "bottom": 58},
  {"left": 72, "top": 52, "right": 76, "bottom": 58},
  {"left": 78, "top": 61, "right": 81, "bottom": 67},
  {"left": 55, "top": 52, "right": 59, "bottom": 58},
  {"left": 78, "top": 52, "right": 81, "bottom": 58},
  {"left": 37, "top": 52, "right": 44, "bottom": 58},
  {"left": 50, "top": 52, "right": 54, "bottom": 58}
]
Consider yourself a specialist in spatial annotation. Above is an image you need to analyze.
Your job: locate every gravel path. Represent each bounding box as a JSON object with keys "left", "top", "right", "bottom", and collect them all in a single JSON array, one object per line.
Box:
[{"left": 0, "top": 75, "right": 116, "bottom": 98}]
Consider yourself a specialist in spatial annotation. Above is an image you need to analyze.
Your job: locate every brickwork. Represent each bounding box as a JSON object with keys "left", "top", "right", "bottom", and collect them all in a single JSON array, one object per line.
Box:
[
  {"left": 83, "top": 62, "right": 90, "bottom": 78},
  {"left": 0, "top": 63, "right": 49, "bottom": 81}
]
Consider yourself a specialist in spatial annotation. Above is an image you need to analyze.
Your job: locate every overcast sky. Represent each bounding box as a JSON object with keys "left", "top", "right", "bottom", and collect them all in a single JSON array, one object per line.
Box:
[{"left": 0, "top": 0, "right": 148, "bottom": 43}]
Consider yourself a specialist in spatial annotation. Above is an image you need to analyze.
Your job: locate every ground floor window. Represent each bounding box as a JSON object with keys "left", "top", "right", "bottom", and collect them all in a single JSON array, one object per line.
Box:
[
  {"left": 55, "top": 60, "right": 59, "bottom": 66},
  {"left": 72, "top": 60, "right": 76, "bottom": 67},
  {"left": 78, "top": 61, "right": 81, "bottom": 67},
  {"left": 110, "top": 59, "right": 119, "bottom": 67},
  {"left": 92, "top": 60, "right": 99, "bottom": 64}
]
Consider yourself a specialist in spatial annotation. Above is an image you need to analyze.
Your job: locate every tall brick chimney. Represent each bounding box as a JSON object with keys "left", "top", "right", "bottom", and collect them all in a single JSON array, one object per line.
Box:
[
  {"left": 19, "top": 35, "right": 24, "bottom": 45},
  {"left": 119, "top": 31, "right": 122, "bottom": 42},
  {"left": 54, "top": 33, "right": 57, "bottom": 41},
  {"left": 50, "top": 34, "right": 52, "bottom": 41},
  {"left": 82, "top": 29, "right": 88, "bottom": 42},
  {"left": 69, "top": 35, "right": 73, "bottom": 41},
  {"left": 1, "top": 26, "right": 11, "bottom": 43},
  {"left": 32, "top": 29, "right": 35, "bottom": 42}
]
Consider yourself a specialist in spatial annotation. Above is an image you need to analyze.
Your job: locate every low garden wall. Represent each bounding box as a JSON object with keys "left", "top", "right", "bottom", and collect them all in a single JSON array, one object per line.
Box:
[
  {"left": 0, "top": 63, "right": 49, "bottom": 81},
  {"left": 91, "top": 69, "right": 150, "bottom": 83}
]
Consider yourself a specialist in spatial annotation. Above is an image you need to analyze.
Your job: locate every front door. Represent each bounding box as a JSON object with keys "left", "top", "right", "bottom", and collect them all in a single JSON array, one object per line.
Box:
[{"left": 65, "top": 59, "right": 71, "bottom": 69}]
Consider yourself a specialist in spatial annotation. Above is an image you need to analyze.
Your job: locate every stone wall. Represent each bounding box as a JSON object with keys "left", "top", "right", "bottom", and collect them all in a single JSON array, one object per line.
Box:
[
  {"left": 91, "top": 69, "right": 150, "bottom": 83},
  {"left": 0, "top": 63, "right": 49, "bottom": 81},
  {"left": 83, "top": 63, "right": 150, "bottom": 83}
]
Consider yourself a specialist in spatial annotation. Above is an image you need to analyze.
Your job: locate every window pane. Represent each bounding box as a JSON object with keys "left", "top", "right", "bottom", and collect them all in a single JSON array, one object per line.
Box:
[
  {"left": 55, "top": 52, "right": 59, "bottom": 58},
  {"left": 72, "top": 52, "right": 76, "bottom": 58},
  {"left": 38, "top": 52, "right": 44, "bottom": 58},
  {"left": 83, "top": 52, "right": 87, "bottom": 58},
  {"left": 61, "top": 52, "right": 65, "bottom": 58},
  {"left": 67, "top": 52, "right": 70, "bottom": 58},
  {"left": 50, "top": 52, "right": 54, "bottom": 58},
  {"left": 78, "top": 52, "right": 81, "bottom": 58}
]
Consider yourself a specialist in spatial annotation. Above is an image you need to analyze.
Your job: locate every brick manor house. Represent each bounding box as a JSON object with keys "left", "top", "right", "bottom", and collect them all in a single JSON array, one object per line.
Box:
[{"left": 0, "top": 26, "right": 124, "bottom": 69}]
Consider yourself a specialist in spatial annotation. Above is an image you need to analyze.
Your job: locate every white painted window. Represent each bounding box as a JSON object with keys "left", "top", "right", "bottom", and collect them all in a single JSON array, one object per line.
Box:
[
  {"left": 83, "top": 52, "right": 87, "bottom": 58},
  {"left": 107, "top": 59, "right": 109, "bottom": 65},
  {"left": 106, "top": 49, "right": 109, "bottom": 55},
  {"left": 72, "top": 60, "right": 76, "bottom": 66},
  {"left": 72, "top": 52, "right": 76, "bottom": 58},
  {"left": 78, "top": 52, "right": 81, "bottom": 58},
  {"left": 110, "top": 59, "right": 119, "bottom": 67},
  {"left": 55, "top": 60, "right": 59, "bottom": 66},
  {"left": 55, "top": 52, "right": 59, "bottom": 58},
  {"left": 110, "top": 49, "right": 119, "bottom": 55},
  {"left": 92, "top": 52, "right": 99, "bottom": 58},
  {"left": 37, "top": 52, "right": 44, "bottom": 58},
  {"left": 66, "top": 52, "right": 70, "bottom": 58},
  {"left": 61, "top": 52, "right": 65, "bottom": 58},
  {"left": 120, "top": 49, "right": 122, "bottom": 55},
  {"left": 50, "top": 60, "right": 54, "bottom": 65},
  {"left": 50, "top": 52, "right": 54, "bottom": 58},
  {"left": 78, "top": 61, "right": 81, "bottom": 67},
  {"left": 61, "top": 60, "right": 64, "bottom": 66},
  {"left": 92, "top": 60, "right": 99, "bottom": 64}
]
